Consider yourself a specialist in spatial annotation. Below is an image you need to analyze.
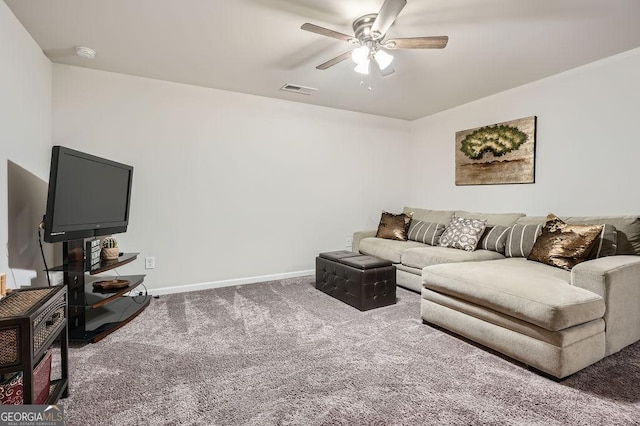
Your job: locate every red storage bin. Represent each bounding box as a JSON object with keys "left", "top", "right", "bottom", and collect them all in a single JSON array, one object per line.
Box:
[
  {"left": 0, "top": 372, "right": 22, "bottom": 404},
  {"left": 0, "top": 350, "right": 52, "bottom": 405}
]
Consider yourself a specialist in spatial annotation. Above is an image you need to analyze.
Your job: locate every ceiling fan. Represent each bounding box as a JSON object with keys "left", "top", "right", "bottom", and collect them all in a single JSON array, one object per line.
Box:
[{"left": 301, "top": 0, "right": 448, "bottom": 77}]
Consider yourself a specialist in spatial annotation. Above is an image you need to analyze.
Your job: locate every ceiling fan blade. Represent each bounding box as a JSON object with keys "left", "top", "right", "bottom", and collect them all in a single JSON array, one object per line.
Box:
[
  {"left": 371, "top": 58, "right": 395, "bottom": 77},
  {"left": 370, "top": 0, "right": 407, "bottom": 39},
  {"left": 301, "top": 23, "right": 355, "bottom": 43},
  {"left": 385, "top": 36, "right": 449, "bottom": 49},
  {"left": 316, "top": 51, "right": 352, "bottom": 70}
]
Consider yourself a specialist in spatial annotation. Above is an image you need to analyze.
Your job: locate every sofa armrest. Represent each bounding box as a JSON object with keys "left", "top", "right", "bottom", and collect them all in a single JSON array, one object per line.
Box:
[
  {"left": 352, "top": 229, "right": 377, "bottom": 253},
  {"left": 571, "top": 255, "right": 640, "bottom": 355}
]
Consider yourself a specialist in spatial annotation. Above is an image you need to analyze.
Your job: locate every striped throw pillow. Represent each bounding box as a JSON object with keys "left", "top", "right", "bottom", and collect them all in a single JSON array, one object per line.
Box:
[
  {"left": 505, "top": 223, "right": 543, "bottom": 258},
  {"left": 478, "top": 225, "right": 511, "bottom": 254},
  {"left": 407, "top": 220, "right": 446, "bottom": 246},
  {"left": 588, "top": 224, "right": 618, "bottom": 259}
]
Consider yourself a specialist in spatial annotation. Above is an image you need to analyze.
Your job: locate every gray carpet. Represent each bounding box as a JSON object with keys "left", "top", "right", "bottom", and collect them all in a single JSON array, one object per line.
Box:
[{"left": 57, "top": 276, "right": 640, "bottom": 425}]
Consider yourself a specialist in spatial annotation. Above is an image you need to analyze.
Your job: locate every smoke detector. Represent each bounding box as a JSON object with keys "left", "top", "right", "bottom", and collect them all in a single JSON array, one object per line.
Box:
[{"left": 75, "top": 46, "right": 96, "bottom": 59}]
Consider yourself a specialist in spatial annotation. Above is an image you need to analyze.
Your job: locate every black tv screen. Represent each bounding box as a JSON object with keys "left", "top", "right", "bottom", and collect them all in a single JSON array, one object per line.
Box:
[{"left": 44, "top": 146, "right": 133, "bottom": 243}]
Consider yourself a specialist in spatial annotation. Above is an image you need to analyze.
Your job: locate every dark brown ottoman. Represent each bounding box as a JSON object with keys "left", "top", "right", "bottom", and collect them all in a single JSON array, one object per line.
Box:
[{"left": 315, "top": 250, "right": 396, "bottom": 311}]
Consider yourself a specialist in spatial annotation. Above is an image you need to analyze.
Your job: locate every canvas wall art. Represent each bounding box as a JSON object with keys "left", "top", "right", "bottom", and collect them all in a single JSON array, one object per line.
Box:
[{"left": 455, "top": 116, "right": 536, "bottom": 185}]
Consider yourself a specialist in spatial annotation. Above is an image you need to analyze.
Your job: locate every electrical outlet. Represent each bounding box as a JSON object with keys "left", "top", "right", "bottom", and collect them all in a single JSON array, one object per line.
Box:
[
  {"left": 346, "top": 236, "right": 353, "bottom": 248},
  {"left": 145, "top": 256, "right": 155, "bottom": 270}
]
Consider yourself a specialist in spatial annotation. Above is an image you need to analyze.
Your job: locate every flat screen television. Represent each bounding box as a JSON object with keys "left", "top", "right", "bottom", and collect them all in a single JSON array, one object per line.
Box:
[{"left": 43, "top": 146, "right": 134, "bottom": 243}]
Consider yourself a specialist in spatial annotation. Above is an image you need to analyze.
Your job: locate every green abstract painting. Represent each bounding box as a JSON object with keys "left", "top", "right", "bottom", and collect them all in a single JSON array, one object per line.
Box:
[{"left": 455, "top": 116, "right": 536, "bottom": 185}]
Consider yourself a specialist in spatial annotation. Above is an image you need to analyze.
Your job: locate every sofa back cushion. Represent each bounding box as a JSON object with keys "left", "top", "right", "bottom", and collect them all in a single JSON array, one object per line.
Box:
[
  {"left": 407, "top": 220, "right": 446, "bottom": 245},
  {"left": 455, "top": 211, "right": 525, "bottom": 226},
  {"left": 403, "top": 207, "right": 454, "bottom": 225}
]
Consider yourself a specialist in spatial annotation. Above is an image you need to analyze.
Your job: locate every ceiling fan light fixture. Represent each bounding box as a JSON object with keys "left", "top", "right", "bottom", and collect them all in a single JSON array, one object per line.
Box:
[
  {"left": 351, "top": 46, "right": 370, "bottom": 64},
  {"left": 301, "top": 0, "right": 449, "bottom": 77},
  {"left": 374, "top": 49, "right": 393, "bottom": 70},
  {"left": 354, "top": 59, "right": 370, "bottom": 75}
]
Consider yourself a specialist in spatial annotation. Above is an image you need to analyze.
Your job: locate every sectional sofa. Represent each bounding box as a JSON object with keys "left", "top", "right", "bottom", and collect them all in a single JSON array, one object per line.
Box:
[{"left": 352, "top": 207, "right": 640, "bottom": 378}]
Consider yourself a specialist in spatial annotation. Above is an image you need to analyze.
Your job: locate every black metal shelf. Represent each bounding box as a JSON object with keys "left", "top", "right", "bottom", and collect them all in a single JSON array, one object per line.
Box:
[
  {"left": 68, "top": 275, "right": 146, "bottom": 308},
  {"left": 69, "top": 295, "right": 152, "bottom": 343},
  {"left": 50, "top": 253, "right": 138, "bottom": 274},
  {"left": 56, "top": 240, "right": 150, "bottom": 343}
]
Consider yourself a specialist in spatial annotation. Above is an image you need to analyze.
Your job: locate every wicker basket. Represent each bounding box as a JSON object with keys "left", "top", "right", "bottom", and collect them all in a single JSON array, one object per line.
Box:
[{"left": 101, "top": 247, "right": 119, "bottom": 260}]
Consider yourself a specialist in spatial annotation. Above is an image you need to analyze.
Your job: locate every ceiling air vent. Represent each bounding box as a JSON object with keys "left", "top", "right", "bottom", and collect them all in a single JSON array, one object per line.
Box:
[{"left": 279, "top": 84, "right": 319, "bottom": 96}]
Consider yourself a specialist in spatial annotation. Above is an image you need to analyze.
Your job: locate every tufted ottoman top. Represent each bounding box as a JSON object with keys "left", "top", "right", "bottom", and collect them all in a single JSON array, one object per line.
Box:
[
  {"left": 339, "top": 255, "right": 392, "bottom": 270},
  {"left": 319, "top": 250, "right": 360, "bottom": 262},
  {"left": 319, "top": 251, "right": 393, "bottom": 270}
]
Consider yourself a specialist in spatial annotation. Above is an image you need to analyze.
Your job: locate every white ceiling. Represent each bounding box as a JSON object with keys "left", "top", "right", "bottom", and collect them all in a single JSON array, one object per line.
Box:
[{"left": 5, "top": 0, "right": 640, "bottom": 120}]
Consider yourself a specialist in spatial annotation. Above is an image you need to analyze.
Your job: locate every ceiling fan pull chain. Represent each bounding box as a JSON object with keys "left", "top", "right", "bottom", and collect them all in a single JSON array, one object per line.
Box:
[{"left": 367, "top": 74, "right": 372, "bottom": 91}]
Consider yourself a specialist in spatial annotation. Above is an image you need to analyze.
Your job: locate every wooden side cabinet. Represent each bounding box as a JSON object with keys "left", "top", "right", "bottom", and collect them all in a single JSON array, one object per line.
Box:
[{"left": 0, "top": 286, "right": 69, "bottom": 404}]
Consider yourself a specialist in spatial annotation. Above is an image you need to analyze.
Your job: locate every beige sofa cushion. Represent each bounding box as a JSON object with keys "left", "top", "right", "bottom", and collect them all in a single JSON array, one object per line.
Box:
[
  {"left": 422, "top": 258, "right": 605, "bottom": 331},
  {"left": 422, "top": 288, "right": 605, "bottom": 348},
  {"left": 455, "top": 210, "right": 524, "bottom": 226},
  {"left": 403, "top": 207, "right": 454, "bottom": 224},
  {"left": 358, "top": 237, "right": 425, "bottom": 263},
  {"left": 401, "top": 246, "right": 504, "bottom": 269},
  {"left": 421, "top": 299, "right": 606, "bottom": 379}
]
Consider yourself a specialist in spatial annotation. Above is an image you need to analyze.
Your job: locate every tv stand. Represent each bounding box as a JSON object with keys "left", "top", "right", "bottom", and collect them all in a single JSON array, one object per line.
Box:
[{"left": 51, "top": 239, "right": 151, "bottom": 343}]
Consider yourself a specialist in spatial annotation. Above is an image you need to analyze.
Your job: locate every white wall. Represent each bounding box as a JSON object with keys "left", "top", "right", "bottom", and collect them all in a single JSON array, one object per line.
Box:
[
  {"left": 52, "top": 64, "right": 411, "bottom": 292},
  {"left": 0, "top": 2, "right": 52, "bottom": 290},
  {"left": 49, "top": 37, "right": 640, "bottom": 293},
  {"left": 408, "top": 47, "right": 640, "bottom": 217}
]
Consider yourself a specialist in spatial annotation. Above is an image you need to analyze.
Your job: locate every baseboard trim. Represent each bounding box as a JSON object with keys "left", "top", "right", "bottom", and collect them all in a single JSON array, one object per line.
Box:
[{"left": 147, "top": 269, "right": 315, "bottom": 296}]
